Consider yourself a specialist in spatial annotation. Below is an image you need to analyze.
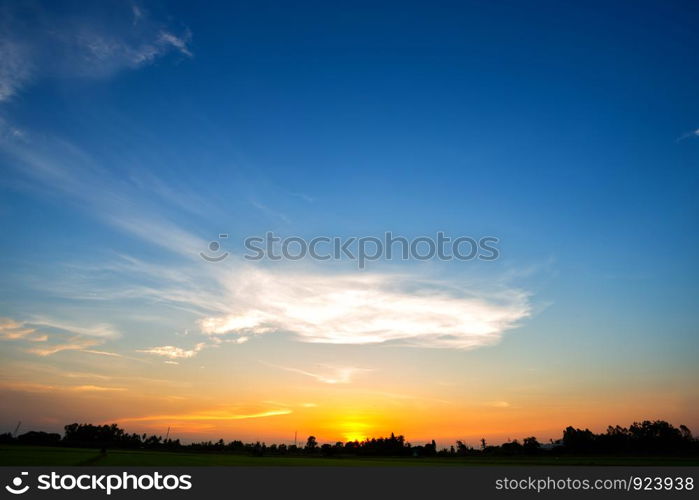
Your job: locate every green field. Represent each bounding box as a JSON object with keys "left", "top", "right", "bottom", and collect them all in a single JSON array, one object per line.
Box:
[{"left": 1, "top": 446, "right": 698, "bottom": 466}]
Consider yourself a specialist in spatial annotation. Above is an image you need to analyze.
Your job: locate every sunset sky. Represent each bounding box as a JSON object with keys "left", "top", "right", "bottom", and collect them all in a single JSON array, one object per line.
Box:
[{"left": 0, "top": 1, "right": 697, "bottom": 446}]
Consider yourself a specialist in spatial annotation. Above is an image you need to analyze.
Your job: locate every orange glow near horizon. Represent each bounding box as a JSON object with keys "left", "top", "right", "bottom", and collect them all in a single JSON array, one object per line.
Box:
[
  {"left": 1, "top": 381, "right": 697, "bottom": 446},
  {"left": 1, "top": 333, "right": 697, "bottom": 446}
]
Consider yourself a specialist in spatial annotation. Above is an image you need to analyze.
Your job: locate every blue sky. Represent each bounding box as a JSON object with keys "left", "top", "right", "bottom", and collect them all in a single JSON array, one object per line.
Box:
[{"left": 0, "top": 1, "right": 697, "bottom": 441}]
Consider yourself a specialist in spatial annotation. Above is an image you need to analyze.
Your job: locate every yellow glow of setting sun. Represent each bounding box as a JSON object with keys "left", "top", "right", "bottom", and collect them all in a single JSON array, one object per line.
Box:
[{"left": 341, "top": 421, "right": 371, "bottom": 443}]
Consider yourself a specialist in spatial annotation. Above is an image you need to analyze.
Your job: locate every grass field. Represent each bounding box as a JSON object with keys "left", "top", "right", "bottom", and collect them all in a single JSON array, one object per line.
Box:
[{"left": 1, "top": 446, "right": 698, "bottom": 466}]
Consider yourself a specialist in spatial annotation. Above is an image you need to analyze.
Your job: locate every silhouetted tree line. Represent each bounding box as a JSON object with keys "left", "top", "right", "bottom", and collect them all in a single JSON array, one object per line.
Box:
[
  {"left": 1, "top": 420, "right": 697, "bottom": 457},
  {"left": 0, "top": 423, "right": 181, "bottom": 451},
  {"left": 560, "top": 421, "right": 696, "bottom": 455}
]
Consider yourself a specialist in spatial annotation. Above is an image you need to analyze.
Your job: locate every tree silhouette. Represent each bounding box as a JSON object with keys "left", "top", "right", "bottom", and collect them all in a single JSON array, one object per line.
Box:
[
  {"left": 523, "top": 436, "right": 541, "bottom": 454},
  {"left": 305, "top": 435, "right": 318, "bottom": 453}
]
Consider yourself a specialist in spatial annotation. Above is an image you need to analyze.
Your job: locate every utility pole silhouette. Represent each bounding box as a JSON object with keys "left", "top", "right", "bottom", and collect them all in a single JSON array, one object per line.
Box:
[
  {"left": 13, "top": 421, "right": 21, "bottom": 437},
  {"left": 165, "top": 426, "right": 170, "bottom": 441},
  {"left": 294, "top": 431, "right": 297, "bottom": 448}
]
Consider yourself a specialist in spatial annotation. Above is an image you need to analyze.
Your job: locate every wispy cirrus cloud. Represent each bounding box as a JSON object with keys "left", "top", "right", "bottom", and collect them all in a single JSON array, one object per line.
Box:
[
  {"left": 485, "top": 401, "right": 512, "bottom": 408},
  {"left": 27, "top": 337, "right": 104, "bottom": 357},
  {"left": 115, "top": 408, "right": 293, "bottom": 424},
  {"left": 676, "top": 128, "right": 699, "bottom": 142},
  {"left": 0, "top": 381, "right": 126, "bottom": 393},
  {"left": 0, "top": 39, "right": 34, "bottom": 102},
  {"left": 71, "top": 385, "right": 127, "bottom": 392},
  {"left": 0, "top": 130, "right": 209, "bottom": 259},
  {"left": 0, "top": 316, "right": 120, "bottom": 356},
  {"left": 29, "top": 318, "right": 119, "bottom": 339},
  {"left": 0, "top": 317, "right": 46, "bottom": 342},
  {"left": 267, "top": 363, "right": 373, "bottom": 384},
  {"left": 0, "top": 2, "right": 192, "bottom": 103},
  {"left": 261, "top": 400, "right": 318, "bottom": 408},
  {"left": 249, "top": 200, "right": 291, "bottom": 224},
  {"left": 137, "top": 343, "right": 206, "bottom": 360},
  {"left": 81, "top": 350, "right": 124, "bottom": 358}
]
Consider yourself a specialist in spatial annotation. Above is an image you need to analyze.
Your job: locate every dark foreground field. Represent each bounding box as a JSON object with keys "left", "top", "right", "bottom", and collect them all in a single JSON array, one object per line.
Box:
[{"left": 1, "top": 446, "right": 698, "bottom": 466}]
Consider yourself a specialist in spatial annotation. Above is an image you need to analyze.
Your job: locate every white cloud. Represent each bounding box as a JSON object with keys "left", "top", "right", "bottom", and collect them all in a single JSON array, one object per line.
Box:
[
  {"left": 199, "top": 269, "right": 531, "bottom": 349},
  {"left": 268, "top": 364, "right": 372, "bottom": 384},
  {"left": 38, "top": 253, "right": 532, "bottom": 352},
  {"left": 137, "top": 342, "right": 206, "bottom": 359}
]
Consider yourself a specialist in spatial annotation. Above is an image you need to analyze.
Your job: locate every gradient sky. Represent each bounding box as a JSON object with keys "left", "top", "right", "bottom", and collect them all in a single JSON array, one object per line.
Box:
[{"left": 0, "top": 0, "right": 698, "bottom": 446}]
